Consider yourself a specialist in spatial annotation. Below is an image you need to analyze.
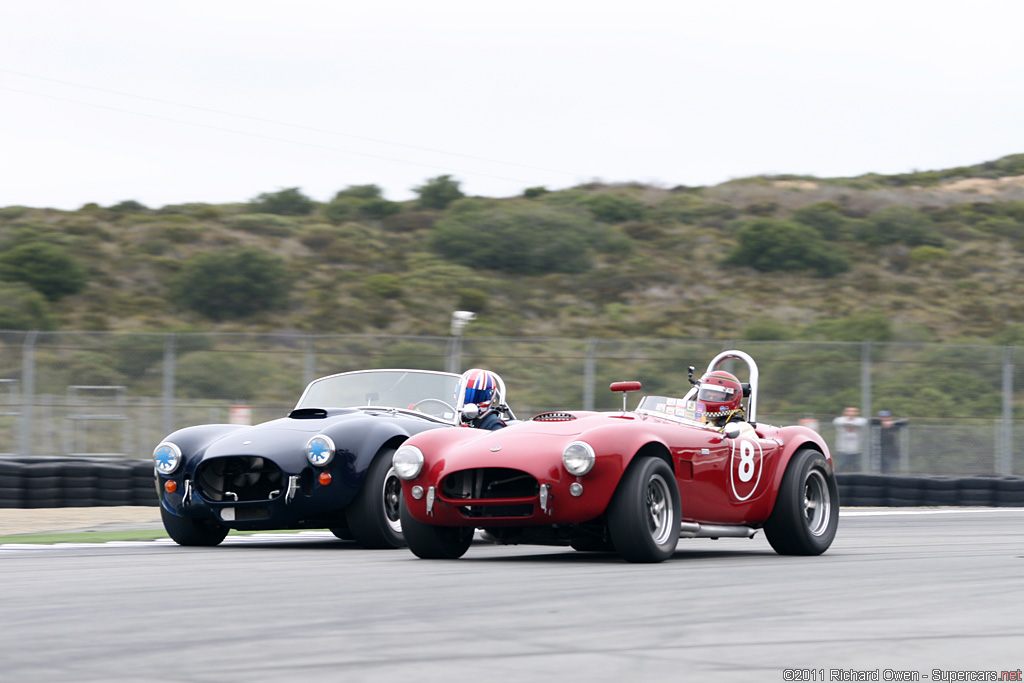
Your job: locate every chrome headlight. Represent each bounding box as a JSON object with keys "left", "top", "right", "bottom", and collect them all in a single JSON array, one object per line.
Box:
[
  {"left": 562, "top": 441, "right": 596, "bottom": 476},
  {"left": 305, "top": 434, "right": 336, "bottom": 466},
  {"left": 153, "top": 441, "right": 182, "bottom": 475},
  {"left": 393, "top": 445, "right": 424, "bottom": 480}
]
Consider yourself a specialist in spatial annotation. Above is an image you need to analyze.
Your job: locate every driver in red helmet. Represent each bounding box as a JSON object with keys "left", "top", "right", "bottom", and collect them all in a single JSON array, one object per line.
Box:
[{"left": 696, "top": 370, "right": 745, "bottom": 427}]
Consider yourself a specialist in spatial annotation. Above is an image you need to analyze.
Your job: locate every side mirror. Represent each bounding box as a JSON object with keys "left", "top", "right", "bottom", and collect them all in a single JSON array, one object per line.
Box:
[
  {"left": 722, "top": 422, "right": 742, "bottom": 439},
  {"left": 461, "top": 403, "right": 481, "bottom": 421}
]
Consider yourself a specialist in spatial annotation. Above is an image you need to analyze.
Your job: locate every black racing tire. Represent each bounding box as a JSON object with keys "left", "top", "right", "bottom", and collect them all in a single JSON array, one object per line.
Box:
[
  {"left": 346, "top": 448, "right": 405, "bottom": 549},
  {"left": 160, "top": 506, "right": 229, "bottom": 547},
  {"left": 764, "top": 448, "right": 839, "bottom": 555},
  {"left": 329, "top": 527, "right": 353, "bottom": 541},
  {"left": 607, "top": 457, "right": 681, "bottom": 563},
  {"left": 399, "top": 498, "right": 473, "bottom": 559}
]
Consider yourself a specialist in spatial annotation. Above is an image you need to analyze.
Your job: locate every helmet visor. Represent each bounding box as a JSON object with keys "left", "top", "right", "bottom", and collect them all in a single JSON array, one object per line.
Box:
[{"left": 698, "top": 385, "right": 734, "bottom": 403}]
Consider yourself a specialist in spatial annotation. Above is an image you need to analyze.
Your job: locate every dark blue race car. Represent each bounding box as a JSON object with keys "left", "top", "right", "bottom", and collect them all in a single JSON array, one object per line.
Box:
[{"left": 153, "top": 369, "right": 464, "bottom": 548}]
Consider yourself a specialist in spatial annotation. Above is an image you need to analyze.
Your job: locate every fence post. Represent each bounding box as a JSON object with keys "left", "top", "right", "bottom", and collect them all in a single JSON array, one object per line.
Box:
[
  {"left": 304, "top": 335, "right": 316, "bottom": 387},
  {"left": 860, "top": 340, "right": 873, "bottom": 473},
  {"left": 19, "top": 330, "right": 37, "bottom": 456},
  {"left": 1000, "top": 345, "right": 1013, "bottom": 475},
  {"left": 582, "top": 339, "right": 597, "bottom": 410},
  {"left": 162, "top": 332, "right": 176, "bottom": 437}
]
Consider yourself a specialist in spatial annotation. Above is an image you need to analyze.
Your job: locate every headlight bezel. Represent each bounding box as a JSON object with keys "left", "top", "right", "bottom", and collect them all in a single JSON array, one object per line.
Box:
[
  {"left": 393, "top": 444, "right": 425, "bottom": 480},
  {"left": 562, "top": 440, "right": 596, "bottom": 476},
  {"left": 305, "top": 434, "right": 337, "bottom": 467},
  {"left": 153, "top": 441, "right": 182, "bottom": 475}
]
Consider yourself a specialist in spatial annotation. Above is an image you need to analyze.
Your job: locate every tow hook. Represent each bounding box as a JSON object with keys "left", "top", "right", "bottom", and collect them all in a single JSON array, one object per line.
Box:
[{"left": 285, "top": 475, "right": 300, "bottom": 504}]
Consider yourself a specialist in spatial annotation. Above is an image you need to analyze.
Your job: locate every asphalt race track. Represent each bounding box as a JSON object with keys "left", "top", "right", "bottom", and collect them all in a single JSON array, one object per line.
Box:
[{"left": 2, "top": 509, "right": 1022, "bottom": 683}]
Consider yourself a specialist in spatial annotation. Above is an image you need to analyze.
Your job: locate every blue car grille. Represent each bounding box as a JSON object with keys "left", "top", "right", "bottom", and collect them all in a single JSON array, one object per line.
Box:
[{"left": 195, "top": 456, "right": 287, "bottom": 503}]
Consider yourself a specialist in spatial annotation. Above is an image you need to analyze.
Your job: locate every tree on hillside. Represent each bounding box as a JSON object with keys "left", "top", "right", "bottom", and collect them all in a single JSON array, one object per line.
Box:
[
  {"left": 169, "top": 248, "right": 292, "bottom": 321},
  {"left": 430, "top": 201, "right": 602, "bottom": 275},
  {"left": 414, "top": 175, "right": 464, "bottom": 210},
  {"left": 0, "top": 242, "right": 88, "bottom": 301},
  {"left": 249, "top": 187, "right": 316, "bottom": 216},
  {"left": 324, "top": 184, "right": 401, "bottom": 222},
  {"left": 726, "top": 218, "right": 849, "bottom": 277}
]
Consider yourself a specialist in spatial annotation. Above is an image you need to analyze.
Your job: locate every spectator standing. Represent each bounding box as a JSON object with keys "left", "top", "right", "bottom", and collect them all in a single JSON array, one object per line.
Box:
[
  {"left": 832, "top": 406, "right": 867, "bottom": 471},
  {"left": 870, "top": 410, "right": 909, "bottom": 473}
]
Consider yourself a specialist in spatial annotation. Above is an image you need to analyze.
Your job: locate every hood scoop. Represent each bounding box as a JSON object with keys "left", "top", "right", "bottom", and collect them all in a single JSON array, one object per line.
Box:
[
  {"left": 532, "top": 412, "right": 576, "bottom": 422},
  {"left": 288, "top": 408, "right": 328, "bottom": 419}
]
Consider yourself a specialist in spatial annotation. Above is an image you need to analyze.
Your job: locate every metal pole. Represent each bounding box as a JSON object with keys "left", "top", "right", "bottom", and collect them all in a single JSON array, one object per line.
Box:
[
  {"left": 20, "top": 330, "right": 38, "bottom": 456},
  {"left": 304, "top": 335, "right": 316, "bottom": 387},
  {"left": 583, "top": 339, "right": 596, "bottom": 410},
  {"left": 162, "top": 332, "right": 176, "bottom": 437},
  {"left": 1000, "top": 346, "right": 1013, "bottom": 475},
  {"left": 860, "top": 340, "right": 873, "bottom": 473}
]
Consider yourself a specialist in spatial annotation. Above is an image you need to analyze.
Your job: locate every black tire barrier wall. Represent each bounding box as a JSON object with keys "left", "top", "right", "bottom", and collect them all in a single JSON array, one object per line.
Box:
[
  {"left": 0, "top": 458, "right": 158, "bottom": 509},
  {"left": 1, "top": 459, "right": 1023, "bottom": 509},
  {"left": 836, "top": 473, "right": 1024, "bottom": 507}
]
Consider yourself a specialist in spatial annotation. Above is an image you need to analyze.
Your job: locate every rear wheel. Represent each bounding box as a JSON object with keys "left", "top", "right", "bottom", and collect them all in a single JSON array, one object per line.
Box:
[
  {"left": 763, "top": 448, "right": 839, "bottom": 555},
  {"left": 607, "top": 457, "right": 681, "bottom": 563},
  {"left": 400, "top": 498, "right": 473, "bottom": 559},
  {"left": 160, "top": 506, "right": 228, "bottom": 546},
  {"left": 347, "top": 449, "right": 405, "bottom": 549}
]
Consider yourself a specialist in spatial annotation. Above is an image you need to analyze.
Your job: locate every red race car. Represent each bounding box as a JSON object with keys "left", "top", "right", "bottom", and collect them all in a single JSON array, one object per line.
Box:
[{"left": 394, "top": 350, "right": 839, "bottom": 563}]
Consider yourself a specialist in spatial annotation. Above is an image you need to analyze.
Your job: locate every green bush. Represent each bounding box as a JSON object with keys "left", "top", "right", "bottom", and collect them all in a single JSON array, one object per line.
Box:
[
  {"left": 363, "top": 273, "right": 403, "bottom": 299},
  {"left": 430, "top": 201, "right": 604, "bottom": 275},
  {"left": 323, "top": 196, "right": 400, "bottom": 223},
  {"left": 859, "top": 206, "right": 943, "bottom": 247},
  {"left": 175, "top": 353, "right": 261, "bottom": 400},
  {"left": 0, "top": 242, "right": 88, "bottom": 301},
  {"left": 791, "top": 202, "right": 855, "bottom": 241},
  {"left": 578, "top": 194, "right": 646, "bottom": 223},
  {"left": 802, "top": 314, "right": 893, "bottom": 342},
  {"left": 725, "top": 219, "right": 850, "bottom": 277},
  {"left": 169, "top": 248, "right": 292, "bottom": 321},
  {"left": 228, "top": 213, "right": 299, "bottom": 236},
  {"left": 0, "top": 282, "right": 54, "bottom": 329},
  {"left": 248, "top": 187, "right": 316, "bottom": 216},
  {"left": 414, "top": 175, "right": 464, "bottom": 210}
]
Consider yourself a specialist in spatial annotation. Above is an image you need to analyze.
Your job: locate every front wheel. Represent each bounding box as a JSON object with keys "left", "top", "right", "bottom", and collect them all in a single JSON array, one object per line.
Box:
[
  {"left": 607, "top": 457, "right": 681, "bottom": 563},
  {"left": 763, "top": 448, "right": 839, "bottom": 555},
  {"left": 160, "top": 506, "right": 228, "bottom": 547},
  {"left": 400, "top": 498, "right": 473, "bottom": 559},
  {"left": 347, "top": 449, "right": 405, "bottom": 549}
]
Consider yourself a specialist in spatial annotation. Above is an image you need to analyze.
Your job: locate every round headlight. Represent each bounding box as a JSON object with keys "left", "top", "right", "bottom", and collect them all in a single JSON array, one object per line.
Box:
[
  {"left": 562, "top": 441, "right": 596, "bottom": 476},
  {"left": 393, "top": 445, "right": 424, "bottom": 480},
  {"left": 305, "top": 434, "right": 336, "bottom": 466},
  {"left": 154, "top": 441, "right": 182, "bottom": 475}
]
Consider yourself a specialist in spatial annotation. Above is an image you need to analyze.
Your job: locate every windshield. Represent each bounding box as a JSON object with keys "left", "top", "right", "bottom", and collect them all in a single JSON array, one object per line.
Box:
[
  {"left": 295, "top": 370, "right": 461, "bottom": 420},
  {"left": 635, "top": 391, "right": 705, "bottom": 425}
]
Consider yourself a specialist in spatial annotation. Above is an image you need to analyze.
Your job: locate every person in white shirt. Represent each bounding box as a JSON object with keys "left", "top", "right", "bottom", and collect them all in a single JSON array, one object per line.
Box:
[{"left": 832, "top": 406, "right": 867, "bottom": 471}]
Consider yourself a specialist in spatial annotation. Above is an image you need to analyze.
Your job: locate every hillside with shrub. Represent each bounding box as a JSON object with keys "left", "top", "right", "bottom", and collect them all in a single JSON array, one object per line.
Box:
[{"left": 3, "top": 156, "right": 1024, "bottom": 346}]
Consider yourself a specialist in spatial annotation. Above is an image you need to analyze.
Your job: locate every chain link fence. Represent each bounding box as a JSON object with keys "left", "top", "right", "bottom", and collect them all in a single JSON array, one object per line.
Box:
[{"left": 0, "top": 332, "right": 1019, "bottom": 476}]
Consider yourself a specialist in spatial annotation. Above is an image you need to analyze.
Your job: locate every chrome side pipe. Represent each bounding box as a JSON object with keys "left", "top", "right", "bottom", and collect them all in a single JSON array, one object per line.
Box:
[{"left": 679, "top": 522, "right": 757, "bottom": 539}]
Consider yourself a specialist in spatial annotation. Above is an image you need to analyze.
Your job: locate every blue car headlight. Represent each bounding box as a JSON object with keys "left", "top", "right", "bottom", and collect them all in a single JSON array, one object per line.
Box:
[
  {"left": 154, "top": 442, "right": 182, "bottom": 475},
  {"left": 393, "top": 445, "right": 424, "bottom": 480},
  {"left": 562, "top": 441, "right": 596, "bottom": 476},
  {"left": 306, "top": 434, "right": 336, "bottom": 466}
]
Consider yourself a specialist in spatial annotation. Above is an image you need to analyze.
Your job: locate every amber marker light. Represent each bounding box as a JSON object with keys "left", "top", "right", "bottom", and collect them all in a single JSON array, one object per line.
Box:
[
  {"left": 318, "top": 471, "right": 332, "bottom": 485},
  {"left": 164, "top": 480, "right": 178, "bottom": 493}
]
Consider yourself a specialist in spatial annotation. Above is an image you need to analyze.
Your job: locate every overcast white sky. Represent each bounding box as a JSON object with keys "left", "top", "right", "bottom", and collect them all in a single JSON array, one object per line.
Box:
[{"left": 1, "top": 1, "right": 1022, "bottom": 210}]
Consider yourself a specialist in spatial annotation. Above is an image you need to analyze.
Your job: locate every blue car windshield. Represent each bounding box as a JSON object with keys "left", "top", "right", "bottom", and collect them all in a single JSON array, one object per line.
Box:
[{"left": 295, "top": 370, "right": 461, "bottom": 415}]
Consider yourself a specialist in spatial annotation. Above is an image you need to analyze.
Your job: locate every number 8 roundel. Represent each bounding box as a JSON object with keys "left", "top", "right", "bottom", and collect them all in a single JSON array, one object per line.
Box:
[{"left": 730, "top": 437, "right": 764, "bottom": 501}]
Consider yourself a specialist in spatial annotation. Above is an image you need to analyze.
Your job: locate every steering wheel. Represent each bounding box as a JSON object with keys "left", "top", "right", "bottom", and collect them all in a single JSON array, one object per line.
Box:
[{"left": 411, "top": 398, "right": 456, "bottom": 416}]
